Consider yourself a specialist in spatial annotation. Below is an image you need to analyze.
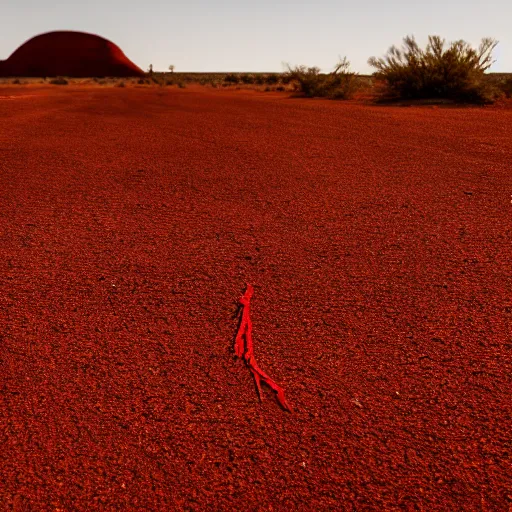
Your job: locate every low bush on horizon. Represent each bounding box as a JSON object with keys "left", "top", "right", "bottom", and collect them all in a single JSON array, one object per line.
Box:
[
  {"left": 265, "top": 73, "right": 280, "bottom": 85},
  {"left": 49, "top": 77, "right": 68, "bottom": 85},
  {"left": 224, "top": 73, "right": 240, "bottom": 84},
  {"left": 240, "top": 73, "right": 255, "bottom": 84},
  {"left": 149, "top": 74, "right": 164, "bottom": 86},
  {"left": 498, "top": 77, "right": 512, "bottom": 98},
  {"left": 222, "top": 73, "right": 286, "bottom": 86},
  {"left": 285, "top": 58, "right": 360, "bottom": 99},
  {"left": 368, "top": 35, "right": 499, "bottom": 104}
]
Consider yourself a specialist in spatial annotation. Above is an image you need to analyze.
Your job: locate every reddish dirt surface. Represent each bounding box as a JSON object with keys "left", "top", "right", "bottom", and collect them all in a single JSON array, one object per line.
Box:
[
  {"left": 0, "top": 32, "right": 143, "bottom": 78},
  {"left": 1, "top": 85, "right": 511, "bottom": 511}
]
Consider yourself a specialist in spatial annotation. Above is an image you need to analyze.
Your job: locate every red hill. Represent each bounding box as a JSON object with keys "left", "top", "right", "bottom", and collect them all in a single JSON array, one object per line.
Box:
[{"left": 0, "top": 31, "right": 144, "bottom": 77}]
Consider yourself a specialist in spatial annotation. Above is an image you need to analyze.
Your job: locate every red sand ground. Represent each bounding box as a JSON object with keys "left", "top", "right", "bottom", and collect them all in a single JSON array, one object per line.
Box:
[
  {"left": 0, "top": 86, "right": 511, "bottom": 511},
  {"left": 0, "top": 31, "right": 144, "bottom": 78}
]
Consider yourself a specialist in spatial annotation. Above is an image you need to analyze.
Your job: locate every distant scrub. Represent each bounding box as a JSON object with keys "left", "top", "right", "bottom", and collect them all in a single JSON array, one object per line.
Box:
[
  {"left": 280, "top": 74, "right": 293, "bottom": 85},
  {"left": 285, "top": 58, "right": 359, "bottom": 99},
  {"left": 368, "top": 35, "right": 499, "bottom": 104},
  {"left": 224, "top": 73, "right": 240, "bottom": 84},
  {"left": 265, "top": 73, "right": 280, "bottom": 85},
  {"left": 240, "top": 73, "right": 255, "bottom": 84},
  {"left": 222, "top": 73, "right": 286, "bottom": 86},
  {"left": 49, "top": 77, "right": 68, "bottom": 85},
  {"left": 498, "top": 77, "right": 512, "bottom": 98},
  {"left": 150, "top": 75, "right": 164, "bottom": 86}
]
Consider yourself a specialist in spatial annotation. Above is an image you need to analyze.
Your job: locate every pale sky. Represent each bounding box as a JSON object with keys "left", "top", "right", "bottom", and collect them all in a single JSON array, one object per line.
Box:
[{"left": 1, "top": 0, "right": 510, "bottom": 73}]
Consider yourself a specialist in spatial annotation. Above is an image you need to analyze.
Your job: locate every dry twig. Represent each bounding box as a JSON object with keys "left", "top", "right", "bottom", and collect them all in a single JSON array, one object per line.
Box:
[{"left": 234, "top": 284, "right": 292, "bottom": 412}]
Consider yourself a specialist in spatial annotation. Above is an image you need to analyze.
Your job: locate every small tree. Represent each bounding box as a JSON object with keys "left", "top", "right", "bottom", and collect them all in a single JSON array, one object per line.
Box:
[
  {"left": 148, "top": 64, "right": 153, "bottom": 75},
  {"left": 169, "top": 65, "right": 175, "bottom": 73},
  {"left": 368, "top": 35, "right": 499, "bottom": 103}
]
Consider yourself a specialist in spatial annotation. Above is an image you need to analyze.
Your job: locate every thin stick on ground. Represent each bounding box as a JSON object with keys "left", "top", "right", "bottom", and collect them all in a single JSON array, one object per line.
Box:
[{"left": 234, "top": 283, "right": 292, "bottom": 412}]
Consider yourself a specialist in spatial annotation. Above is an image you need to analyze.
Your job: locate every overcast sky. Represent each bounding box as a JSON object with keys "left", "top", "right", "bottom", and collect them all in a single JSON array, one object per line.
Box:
[{"left": 1, "top": 0, "right": 510, "bottom": 73}]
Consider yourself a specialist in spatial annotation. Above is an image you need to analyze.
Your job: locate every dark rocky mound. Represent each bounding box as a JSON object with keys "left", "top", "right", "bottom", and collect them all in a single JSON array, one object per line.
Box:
[{"left": 0, "top": 31, "right": 144, "bottom": 77}]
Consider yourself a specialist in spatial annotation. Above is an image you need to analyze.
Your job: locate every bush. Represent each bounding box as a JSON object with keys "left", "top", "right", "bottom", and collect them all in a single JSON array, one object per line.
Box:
[
  {"left": 240, "top": 73, "right": 255, "bottom": 84},
  {"left": 498, "top": 77, "right": 512, "bottom": 98},
  {"left": 150, "top": 75, "right": 164, "bottom": 86},
  {"left": 49, "top": 77, "right": 68, "bottom": 85},
  {"left": 265, "top": 73, "right": 280, "bottom": 85},
  {"left": 285, "top": 58, "right": 359, "bottom": 99},
  {"left": 224, "top": 73, "right": 240, "bottom": 84},
  {"left": 368, "top": 35, "right": 499, "bottom": 104},
  {"left": 116, "top": 81, "right": 126, "bottom": 88},
  {"left": 281, "top": 74, "right": 293, "bottom": 85}
]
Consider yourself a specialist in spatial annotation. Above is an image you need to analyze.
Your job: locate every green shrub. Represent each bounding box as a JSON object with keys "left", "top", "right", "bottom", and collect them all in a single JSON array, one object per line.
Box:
[
  {"left": 368, "top": 35, "right": 499, "bottom": 104},
  {"left": 285, "top": 58, "right": 359, "bottom": 99},
  {"left": 49, "top": 77, "right": 68, "bottom": 85}
]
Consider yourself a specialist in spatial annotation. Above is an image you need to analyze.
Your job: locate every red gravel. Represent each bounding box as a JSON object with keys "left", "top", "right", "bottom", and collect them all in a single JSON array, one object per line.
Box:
[{"left": 1, "top": 85, "right": 511, "bottom": 511}]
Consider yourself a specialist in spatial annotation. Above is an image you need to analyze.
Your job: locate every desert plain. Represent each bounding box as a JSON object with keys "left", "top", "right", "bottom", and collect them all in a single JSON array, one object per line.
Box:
[{"left": 1, "top": 83, "right": 511, "bottom": 510}]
